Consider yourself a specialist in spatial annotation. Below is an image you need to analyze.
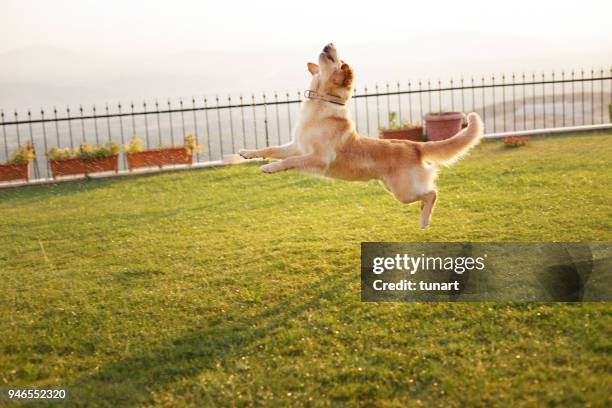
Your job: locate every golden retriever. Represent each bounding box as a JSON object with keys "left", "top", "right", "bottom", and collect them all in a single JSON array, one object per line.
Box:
[{"left": 239, "top": 43, "right": 483, "bottom": 228}]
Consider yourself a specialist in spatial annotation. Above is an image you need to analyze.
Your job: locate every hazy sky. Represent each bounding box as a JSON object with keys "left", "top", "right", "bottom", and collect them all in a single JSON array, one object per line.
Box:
[
  {"left": 2, "top": 0, "right": 611, "bottom": 55},
  {"left": 1, "top": 0, "right": 610, "bottom": 110}
]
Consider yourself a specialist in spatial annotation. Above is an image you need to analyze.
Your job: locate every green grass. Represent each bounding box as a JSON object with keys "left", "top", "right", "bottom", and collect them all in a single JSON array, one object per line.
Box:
[{"left": 1, "top": 133, "right": 611, "bottom": 407}]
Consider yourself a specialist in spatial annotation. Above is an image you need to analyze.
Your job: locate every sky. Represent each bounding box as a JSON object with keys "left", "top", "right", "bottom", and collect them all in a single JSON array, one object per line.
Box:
[
  {"left": 0, "top": 0, "right": 610, "bottom": 109},
  {"left": 2, "top": 0, "right": 611, "bottom": 54}
]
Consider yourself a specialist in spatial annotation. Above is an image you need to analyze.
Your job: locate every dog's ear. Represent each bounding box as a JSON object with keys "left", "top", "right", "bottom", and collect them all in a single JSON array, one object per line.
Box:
[
  {"left": 307, "top": 62, "right": 319, "bottom": 76},
  {"left": 332, "top": 63, "right": 354, "bottom": 87}
]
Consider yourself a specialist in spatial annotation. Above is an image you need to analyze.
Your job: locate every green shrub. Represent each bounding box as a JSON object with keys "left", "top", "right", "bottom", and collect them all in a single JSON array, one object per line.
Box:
[
  {"left": 125, "top": 136, "right": 144, "bottom": 154},
  {"left": 379, "top": 112, "right": 421, "bottom": 131},
  {"left": 125, "top": 134, "right": 202, "bottom": 154},
  {"left": 47, "top": 142, "right": 119, "bottom": 162},
  {"left": 47, "top": 147, "right": 77, "bottom": 161},
  {"left": 6, "top": 143, "right": 35, "bottom": 165},
  {"left": 184, "top": 133, "right": 202, "bottom": 154}
]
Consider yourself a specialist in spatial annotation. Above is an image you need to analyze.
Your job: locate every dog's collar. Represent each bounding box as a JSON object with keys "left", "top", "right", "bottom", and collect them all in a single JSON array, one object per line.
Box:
[{"left": 304, "top": 90, "right": 347, "bottom": 106}]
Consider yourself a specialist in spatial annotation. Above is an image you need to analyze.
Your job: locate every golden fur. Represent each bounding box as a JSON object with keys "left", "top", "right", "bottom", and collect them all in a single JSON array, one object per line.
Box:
[{"left": 239, "top": 44, "right": 483, "bottom": 228}]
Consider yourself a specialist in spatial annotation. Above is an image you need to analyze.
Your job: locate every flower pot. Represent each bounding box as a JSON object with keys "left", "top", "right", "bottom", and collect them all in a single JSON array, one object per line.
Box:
[
  {"left": 424, "top": 112, "right": 464, "bottom": 141},
  {"left": 84, "top": 155, "right": 119, "bottom": 174},
  {"left": 49, "top": 157, "right": 87, "bottom": 179},
  {"left": 0, "top": 162, "right": 30, "bottom": 182},
  {"left": 49, "top": 155, "right": 119, "bottom": 179},
  {"left": 126, "top": 147, "right": 192, "bottom": 171},
  {"left": 380, "top": 127, "right": 424, "bottom": 141},
  {"left": 503, "top": 136, "right": 528, "bottom": 147}
]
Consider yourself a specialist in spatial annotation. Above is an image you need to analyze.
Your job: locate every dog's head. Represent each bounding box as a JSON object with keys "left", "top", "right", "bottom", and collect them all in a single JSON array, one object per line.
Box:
[{"left": 307, "top": 43, "right": 354, "bottom": 102}]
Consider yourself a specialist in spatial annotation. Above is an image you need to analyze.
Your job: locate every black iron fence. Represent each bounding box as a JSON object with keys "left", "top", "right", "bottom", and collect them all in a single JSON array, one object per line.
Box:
[{"left": 1, "top": 67, "right": 611, "bottom": 183}]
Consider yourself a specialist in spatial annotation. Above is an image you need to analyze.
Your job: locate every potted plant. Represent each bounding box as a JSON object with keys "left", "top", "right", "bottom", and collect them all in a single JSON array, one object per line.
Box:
[
  {"left": 47, "top": 142, "right": 119, "bottom": 179},
  {"left": 503, "top": 136, "right": 528, "bottom": 148},
  {"left": 379, "top": 112, "right": 423, "bottom": 141},
  {"left": 125, "top": 134, "right": 202, "bottom": 171},
  {"left": 423, "top": 112, "right": 464, "bottom": 141},
  {"left": 0, "top": 143, "right": 35, "bottom": 182}
]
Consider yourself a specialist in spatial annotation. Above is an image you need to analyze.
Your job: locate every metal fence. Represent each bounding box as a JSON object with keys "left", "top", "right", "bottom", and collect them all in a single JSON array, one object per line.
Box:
[{"left": 1, "top": 67, "right": 611, "bottom": 183}]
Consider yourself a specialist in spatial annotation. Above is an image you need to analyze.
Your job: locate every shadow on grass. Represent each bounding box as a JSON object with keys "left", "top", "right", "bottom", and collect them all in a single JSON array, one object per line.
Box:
[
  {"left": 0, "top": 176, "right": 134, "bottom": 205},
  {"left": 68, "top": 273, "right": 352, "bottom": 407}
]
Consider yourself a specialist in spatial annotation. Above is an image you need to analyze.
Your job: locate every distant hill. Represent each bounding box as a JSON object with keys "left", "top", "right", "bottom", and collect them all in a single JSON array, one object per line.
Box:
[{"left": 1, "top": 31, "right": 610, "bottom": 111}]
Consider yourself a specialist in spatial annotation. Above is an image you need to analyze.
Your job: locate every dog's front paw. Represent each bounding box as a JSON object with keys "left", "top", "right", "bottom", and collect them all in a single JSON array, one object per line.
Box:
[
  {"left": 260, "top": 162, "right": 281, "bottom": 174},
  {"left": 239, "top": 149, "right": 256, "bottom": 159}
]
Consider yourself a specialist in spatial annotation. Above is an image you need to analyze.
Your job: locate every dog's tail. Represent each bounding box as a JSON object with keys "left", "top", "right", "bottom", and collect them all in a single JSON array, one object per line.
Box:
[{"left": 418, "top": 112, "right": 483, "bottom": 165}]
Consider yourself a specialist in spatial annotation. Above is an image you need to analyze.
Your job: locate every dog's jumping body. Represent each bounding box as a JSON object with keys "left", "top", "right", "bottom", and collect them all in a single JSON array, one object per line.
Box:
[{"left": 240, "top": 44, "right": 483, "bottom": 228}]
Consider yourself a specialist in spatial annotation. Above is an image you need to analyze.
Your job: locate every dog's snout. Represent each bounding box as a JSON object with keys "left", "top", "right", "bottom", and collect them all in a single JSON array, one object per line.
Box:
[{"left": 321, "top": 43, "right": 338, "bottom": 63}]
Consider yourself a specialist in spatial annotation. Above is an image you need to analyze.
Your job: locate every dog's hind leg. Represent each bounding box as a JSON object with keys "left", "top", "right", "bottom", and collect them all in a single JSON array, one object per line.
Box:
[
  {"left": 239, "top": 142, "right": 299, "bottom": 160},
  {"left": 382, "top": 166, "right": 437, "bottom": 228},
  {"left": 418, "top": 190, "right": 437, "bottom": 229},
  {"left": 381, "top": 177, "right": 420, "bottom": 205}
]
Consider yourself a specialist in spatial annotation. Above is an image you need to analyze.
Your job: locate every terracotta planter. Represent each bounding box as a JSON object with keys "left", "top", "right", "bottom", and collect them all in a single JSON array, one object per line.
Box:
[
  {"left": 380, "top": 127, "right": 423, "bottom": 141},
  {"left": 424, "top": 112, "right": 464, "bottom": 141},
  {"left": 503, "top": 136, "right": 529, "bottom": 147},
  {"left": 49, "top": 158, "right": 87, "bottom": 178},
  {"left": 84, "top": 155, "right": 119, "bottom": 173},
  {"left": 126, "top": 147, "right": 192, "bottom": 171},
  {"left": 0, "top": 162, "right": 30, "bottom": 182},
  {"left": 50, "top": 155, "right": 118, "bottom": 179}
]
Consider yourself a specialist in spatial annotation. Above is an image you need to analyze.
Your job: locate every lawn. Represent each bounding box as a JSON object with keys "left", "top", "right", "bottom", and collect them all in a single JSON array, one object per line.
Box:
[{"left": 1, "top": 133, "right": 611, "bottom": 407}]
